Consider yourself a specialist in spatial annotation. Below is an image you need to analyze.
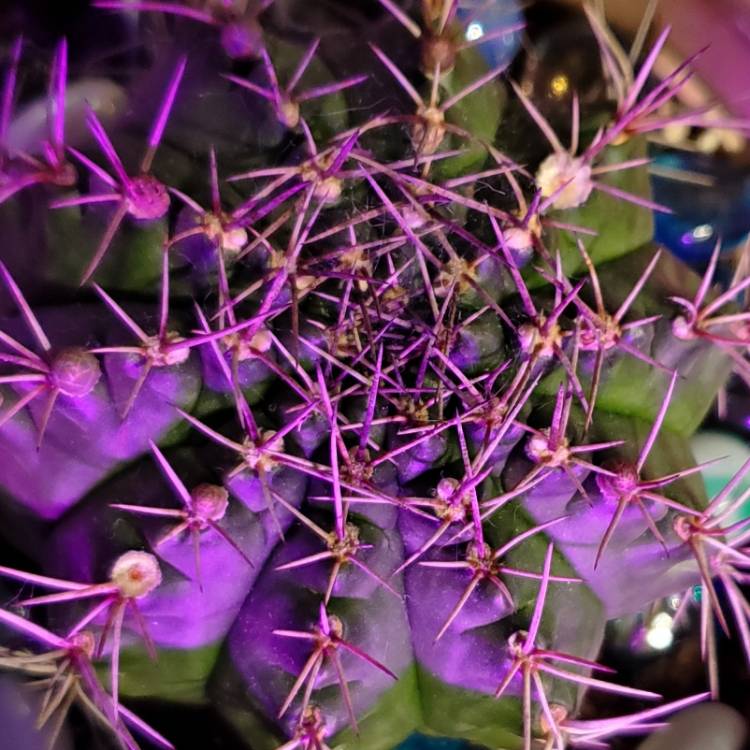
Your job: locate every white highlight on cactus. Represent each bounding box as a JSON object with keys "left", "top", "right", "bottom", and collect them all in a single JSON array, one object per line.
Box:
[
  {"left": 645, "top": 612, "right": 674, "bottom": 651},
  {"left": 466, "top": 22, "right": 484, "bottom": 42},
  {"left": 692, "top": 224, "right": 714, "bottom": 242}
]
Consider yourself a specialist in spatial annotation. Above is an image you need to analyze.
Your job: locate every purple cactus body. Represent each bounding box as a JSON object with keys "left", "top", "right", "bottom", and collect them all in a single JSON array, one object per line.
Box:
[
  {"left": 199, "top": 343, "right": 273, "bottom": 394},
  {"left": 516, "top": 465, "right": 696, "bottom": 616},
  {"left": 0, "top": 306, "right": 200, "bottom": 517},
  {"left": 465, "top": 422, "right": 525, "bottom": 474},
  {"left": 225, "top": 524, "right": 412, "bottom": 738},
  {"left": 402, "top": 554, "right": 512, "bottom": 695},
  {"left": 391, "top": 428, "right": 452, "bottom": 483},
  {"left": 103, "top": 353, "right": 202, "bottom": 444},
  {"left": 227, "top": 464, "right": 307, "bottom": 515},
  {"left": 279, "top": 401, "right": 330, "bottom": 456},
  {"left": 42, "top": 450, "right": 290, "bottom": 650}
]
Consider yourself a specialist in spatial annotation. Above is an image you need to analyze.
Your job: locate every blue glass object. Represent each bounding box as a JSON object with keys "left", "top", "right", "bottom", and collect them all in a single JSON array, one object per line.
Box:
[
  {"left": 649, "top": 144, "right": 750, "bottom": 268},
  {"left": 456, "top": 0, "right": 523, "bottom": 70},
  {"left": 395, "top": 735, "right": 473, "bottom": 750}
]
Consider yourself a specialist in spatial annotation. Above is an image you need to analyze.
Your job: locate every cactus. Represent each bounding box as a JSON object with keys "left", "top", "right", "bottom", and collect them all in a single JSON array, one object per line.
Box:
[{"left": 0, "top": 2, "right": 747, "bottom": 749}]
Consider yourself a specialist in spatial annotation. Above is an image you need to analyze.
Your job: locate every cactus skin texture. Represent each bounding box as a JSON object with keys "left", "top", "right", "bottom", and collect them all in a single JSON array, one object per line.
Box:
[{"left": 0, "top": 1, "right": 748, "bottom": 749}]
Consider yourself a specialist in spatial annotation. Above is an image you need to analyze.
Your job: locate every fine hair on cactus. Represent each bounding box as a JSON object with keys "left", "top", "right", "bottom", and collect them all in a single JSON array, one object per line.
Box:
[{"left": 0, "top": 1, "right": 749, "bottom": 749}]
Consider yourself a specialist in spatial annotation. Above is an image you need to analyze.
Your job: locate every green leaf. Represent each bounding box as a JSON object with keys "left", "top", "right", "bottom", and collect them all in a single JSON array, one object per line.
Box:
[
  {"left": 44, "top": 204, "right": 164, "bottom": 292},
  {"left": 430, "top": 46, "right": 506, "bottom": 180},
  {"left": 101, "top": 642, "right": 222, "bottom": 704},
  {"left": 333, "top": 663, "right": 524, "bottom": 750},
  {"left": 536, "top": 246, "right": 732, "bottom": 435},
  {"left": 412, "top": 666, "right": 522, "bottom": 750},
  {"left": 332, "top": 664, "right": 423, "bottom": 750}
]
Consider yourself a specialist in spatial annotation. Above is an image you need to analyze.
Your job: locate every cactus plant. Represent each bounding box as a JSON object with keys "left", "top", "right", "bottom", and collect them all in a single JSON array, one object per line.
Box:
[{"left": 0, "top": 1, "right": 748, "bottom": 749}]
